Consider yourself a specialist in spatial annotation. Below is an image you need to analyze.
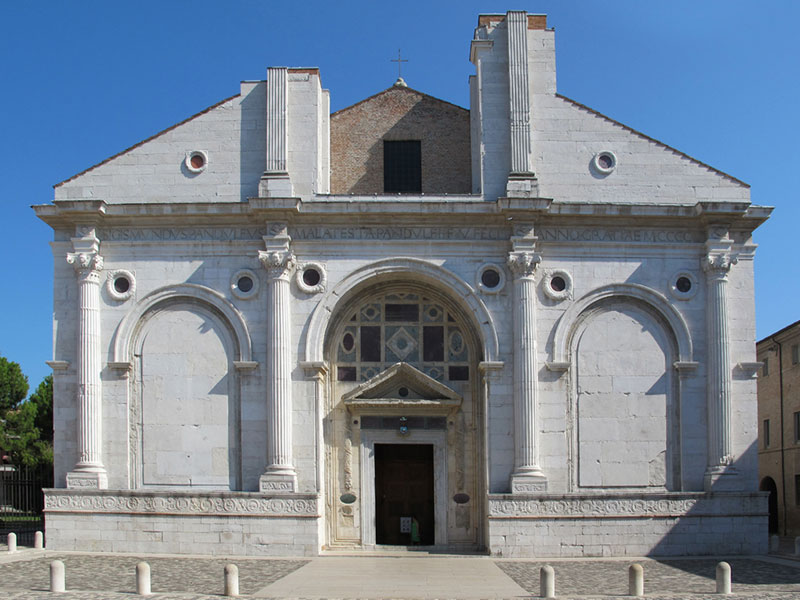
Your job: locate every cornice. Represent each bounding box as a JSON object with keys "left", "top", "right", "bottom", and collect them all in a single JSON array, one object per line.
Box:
[{"left": 33, "top": 197, "right": 772, "bottom": 233}]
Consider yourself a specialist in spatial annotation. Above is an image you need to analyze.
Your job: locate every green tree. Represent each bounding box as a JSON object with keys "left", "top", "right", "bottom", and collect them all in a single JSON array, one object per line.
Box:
[
  {"left": 0, "top": 357, "right": 52, "bottom": 469},
  {"left": 0, "top": 355, "right": 28, "bottom": 413}
]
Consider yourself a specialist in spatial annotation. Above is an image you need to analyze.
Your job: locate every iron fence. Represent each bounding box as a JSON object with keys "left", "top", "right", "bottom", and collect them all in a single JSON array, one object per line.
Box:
[{"left": 0, "top": 465, "right": 51, "bottom": 547}]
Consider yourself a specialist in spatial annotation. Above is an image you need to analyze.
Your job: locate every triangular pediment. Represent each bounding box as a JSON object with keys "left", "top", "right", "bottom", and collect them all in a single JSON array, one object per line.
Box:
[{"left": 342, "top": 363, "right": 462, "bottom": 414}]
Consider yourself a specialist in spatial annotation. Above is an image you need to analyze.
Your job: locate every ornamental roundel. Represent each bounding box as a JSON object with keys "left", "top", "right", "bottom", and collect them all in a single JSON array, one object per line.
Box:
[
  {"left": 106, "top": 269, "right": 136, "bottom": 302},
  {"left": 333, "top": 290, "right": 473, "bottom": 384}
]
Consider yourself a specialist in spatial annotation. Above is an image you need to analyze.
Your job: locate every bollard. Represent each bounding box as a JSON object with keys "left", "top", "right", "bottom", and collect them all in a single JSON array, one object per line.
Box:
[
  {"left": 136, "top": 561, "right": 152, "bottom": 596},
  {"left": 50, "top": 560, "right": 65, "bottom": 592},
  {"left": 224, "top": 563, "right": 240, "bottom": 597},
  {"left": 34, "top": 531, "right": 44, "bottom": 550},
  {"left": 795, "top": 536, "right": 800, "bottom": 556},
  {"left": 715, "top": 561, "right": 731, "bottom": 595},
  {"left": 628, "top": 563, "right": 644, "bottom": 597},
  {"left": 540, "top": 565, "right": 555, "bottom": 599},
  {"left": 7, "top": 532, "right": 16, "bottom": 553},
  {"left": 770, "top": 534, "right": 780, "bottom": 552}
]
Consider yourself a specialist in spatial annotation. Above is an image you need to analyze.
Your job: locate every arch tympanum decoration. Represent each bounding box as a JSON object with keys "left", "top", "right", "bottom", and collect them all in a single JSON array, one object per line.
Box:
[
  {"left": 111, "top": 283, "right": 254, "bottom": 368},
  {"left": 303, "top": 257, "right": 500, "bottom": 365},
  {"left": 548, "top": 282, "right": 694, "bottom": 370}
]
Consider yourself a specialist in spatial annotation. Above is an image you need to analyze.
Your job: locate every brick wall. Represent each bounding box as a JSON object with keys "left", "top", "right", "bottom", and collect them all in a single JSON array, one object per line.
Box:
[{"left": 330, "top": 86, "right": 471, "bottom": 195}]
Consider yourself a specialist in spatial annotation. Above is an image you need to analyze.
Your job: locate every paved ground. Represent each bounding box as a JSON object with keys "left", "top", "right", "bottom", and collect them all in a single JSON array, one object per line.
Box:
[{"left": 1, "top": 549, "right": 800, "bottom": 598}]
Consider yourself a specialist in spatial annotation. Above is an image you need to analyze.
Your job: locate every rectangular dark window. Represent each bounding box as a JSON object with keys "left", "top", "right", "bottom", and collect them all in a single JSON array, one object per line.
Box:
[
  {"left": 795, "top": 411, "right": 800, "bottom": 443},
  {"left": 423, "top": 326, "right": 445, "bottom": 362},
  {"left": 360, "top": 326, "right": 382, "bottom": 362},
  {"left": 764, "top": 419, "right": 771, "bottom": 449},
  {"left": 384, "top": 140, "right": 421, "bottom": 193},
  {"left": 337, "top": 366, "right": 356, "bottom": 382},
  {"left": 386, "top": 304, "right": 419, "bottom": 322},
  {"left": 449, "top": 366, "right": 469, "bottom": 381}
]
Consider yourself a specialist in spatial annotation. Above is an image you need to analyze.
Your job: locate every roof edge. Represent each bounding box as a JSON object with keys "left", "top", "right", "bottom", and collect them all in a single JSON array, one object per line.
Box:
[
  {"left": 556, "top": 94, "right": 750, "bottom": 189},
  {"left": 54, "top": 94, "right": 241, "bottom": 188},
  {"left": 331, "top": 85, "right": 467, "bottom": 117}
]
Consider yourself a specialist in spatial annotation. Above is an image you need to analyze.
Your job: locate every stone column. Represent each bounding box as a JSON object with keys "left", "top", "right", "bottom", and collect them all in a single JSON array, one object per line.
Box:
[
  {"left": 703, "top": 231, "right": 738, "bottom": 490},
  {"left": 259, "top": 67, "right": 293, "bottom": 197},
  {"left": 258, "top": 225, "right": 297, "bottom": 493},
  {"left": 505, "top": 10, "right": 538, "bottom": 198},
  {"left": 507, "top": 226, "right": 547, "bottom": 492},
  {"left": 65, "top": 236, "right": 107, "bottom": 488}
]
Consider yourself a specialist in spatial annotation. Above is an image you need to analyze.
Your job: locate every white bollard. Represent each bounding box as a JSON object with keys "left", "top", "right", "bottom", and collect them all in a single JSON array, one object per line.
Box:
[
  {"left": 50, "top": 560, "right": 65, "bottom": 592},
  {"left": 795, "top": 536, "right": 800, "bottom": 555},
  {"left": 770, "top": 534, "right": 780, "bottom": 552},
  {"left": 224, "top": 563, "right": 240, "bottom": 597},
  {"left": 136, "top": 561, "right": 152, "bottom": 596},
  {"left": 6, "top": 532, "right": 16, "bottom": 553},
  {"left": 628, "top": 563, "right": 644, "bottom": 597},
  {"left": 34, "top": 531, "right": 44, "bottom": 549},
  {"left": 716, "top": 561, "right": 731, "bottom": 595},
  {"left": 540, "top": 565, "right": 555, "bottom": 598}
]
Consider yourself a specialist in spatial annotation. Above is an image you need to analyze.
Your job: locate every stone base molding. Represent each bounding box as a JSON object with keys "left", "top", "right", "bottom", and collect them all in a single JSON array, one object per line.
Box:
[
  {"left": 65, "top": 471, "right": 108, "bottom": 490},
  {"left": 45, "top": 489, "right": 319, "bottom": 518},
  {"left": 487, "top": 491, "right": 768, "bottom": 557},
  {"left": 259, "top": 471, "right": 298, "bottom": 494}
]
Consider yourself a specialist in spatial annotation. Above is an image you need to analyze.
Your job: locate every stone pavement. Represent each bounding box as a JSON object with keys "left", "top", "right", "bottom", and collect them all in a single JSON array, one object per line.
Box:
[{"left": 1, "top": 550, "right": 800, "bottom": 598}]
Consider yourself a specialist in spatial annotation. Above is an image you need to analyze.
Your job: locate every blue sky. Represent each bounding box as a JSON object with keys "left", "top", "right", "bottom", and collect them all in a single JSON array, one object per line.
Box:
[{"left": 1, "top": 1, "right": 797, "bottom": 390}]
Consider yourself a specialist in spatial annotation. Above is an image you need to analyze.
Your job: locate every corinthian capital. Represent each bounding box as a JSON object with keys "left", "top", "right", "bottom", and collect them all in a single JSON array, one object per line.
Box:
[
  {"left": 507, "top": 251, "right": 541, "bottom": 278},
  {"left": 703, "top": 252, "right": 737, "bottom": 275},
  {"left": 67, "top": 252, "right": 104, "bottom": 277},
  {"left": 259, "top": 250, "right": 295, "bottom": 278}
]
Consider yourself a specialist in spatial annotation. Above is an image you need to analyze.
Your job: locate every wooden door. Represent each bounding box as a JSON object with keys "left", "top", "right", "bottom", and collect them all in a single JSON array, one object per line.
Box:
[{"left": 375, "top": 444, "right": 434, "bottom": 545}]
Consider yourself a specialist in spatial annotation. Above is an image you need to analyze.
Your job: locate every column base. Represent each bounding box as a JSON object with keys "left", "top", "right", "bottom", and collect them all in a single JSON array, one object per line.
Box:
[
  {"left": 66, "top": 470, "right": 108, "bottom": 489},
  {"left": 259, "top": 173, "right": 294, "bottom": 197},
  {"left": 259, "top": 468, "right": 297, "bottom": 494},
  {"left": 510, "top": 469, "right": 548, "bottom": 494},
  {"left": 505, "top": 173, "right": 539, "bottom": 198},
  {"left": 704, "top": 465, "right": 741, "bottom": 491}
]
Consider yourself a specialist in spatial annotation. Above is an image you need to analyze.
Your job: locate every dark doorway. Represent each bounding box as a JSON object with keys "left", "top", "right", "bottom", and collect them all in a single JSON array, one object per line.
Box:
[
  {"left": 760, "top": 476, "right": 779, "bottom": 534},
  {"left": 375, "top": 443, "right": 434, "bottom": 545}
]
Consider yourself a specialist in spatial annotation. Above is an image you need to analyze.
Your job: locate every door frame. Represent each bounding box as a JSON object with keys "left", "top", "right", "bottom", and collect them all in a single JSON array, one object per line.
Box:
[{"left": 360, "top": 429, "right": 447, "bottom": 546}]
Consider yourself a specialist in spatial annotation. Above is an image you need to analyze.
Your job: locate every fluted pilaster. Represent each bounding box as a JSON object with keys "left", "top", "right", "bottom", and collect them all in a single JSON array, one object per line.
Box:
[
  {"left": 507, "top": 11, "right": 532, "bottom": 175},
  {"left": 507, "top": 245, "right": 547, "bottom": 493},
  {"left": 703, "top": 238, "right": 739, "bottom": 490},
  {"left": 260, "top": 67, "right": 293, "bottom": 197},
  {"left": 258, "top": 230, "right": 297, "bottom": 493},
  {"left": 65, "top": 241, "right": 107, "bottom": 489}
]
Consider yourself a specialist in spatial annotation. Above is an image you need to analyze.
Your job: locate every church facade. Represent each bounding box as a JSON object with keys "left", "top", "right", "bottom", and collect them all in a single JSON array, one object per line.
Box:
[{"left": 37, "top": 12, "right": 769, "bottom": 557}]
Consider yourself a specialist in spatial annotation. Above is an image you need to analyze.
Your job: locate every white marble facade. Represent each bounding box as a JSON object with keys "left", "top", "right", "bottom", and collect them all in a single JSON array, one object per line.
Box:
[{"left": 37, "top": 12, "right": 770, "bottom": 557}]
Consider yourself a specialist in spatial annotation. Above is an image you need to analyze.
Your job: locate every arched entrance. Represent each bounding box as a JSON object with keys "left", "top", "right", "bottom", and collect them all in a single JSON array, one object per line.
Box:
[
  {"left": 321, "top": 282, "right": 485, "bottom": 550},
  {"left": 760, "top": 476, "right": 779, "bottom": 534}
]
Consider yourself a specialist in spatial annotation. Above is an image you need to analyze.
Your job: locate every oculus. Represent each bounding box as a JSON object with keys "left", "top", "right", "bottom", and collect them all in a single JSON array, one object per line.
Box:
[
  {"left": 296, "top": 262, "right": 326, "bottom": 294},
  {"left": 231, "top": 269, "right": 259, "bottom": 300},
  {"left": 476, "top": 263, "right": 506, "bottom": 294},
  {"left": 185, "top": 150, "right": 208, "bottom": 173},
  {"left": 542, "top": 269, "right": 572, "bottom": 301},
  {"left": 669, "top": 270, "right": 698, "bottom": 300},
  {"left": 106, "top": 269, "right": 135, "bottom": 302},
  {"left": 591, "top": 150, "right": 617, "bottom": 175}
]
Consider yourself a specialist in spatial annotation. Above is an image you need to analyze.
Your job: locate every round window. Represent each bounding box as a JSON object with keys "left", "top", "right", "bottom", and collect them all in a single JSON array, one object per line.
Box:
[
  {"left": 476, "top": 263, "right": 506, "bottom": 294},
  {"left": 296, "top": 262, "right": 326, "bottom": 294},
  {"left": 591, "top": 151, "right": 617, "bottom": 175},
  {"left": 106, "top": 269, "right": 136, "bottom": 301},
  {"left": 543, "top": 270, "right": 572, "bottom": 301},
  {"left": 185, "top": 150, "right": 208, "bottom": 174},
  {"left": 669, "top": 271, "right": 698, "bottom": 300},
  {"left": 231, "top": 269, "right": 259, "bottom": 300}
]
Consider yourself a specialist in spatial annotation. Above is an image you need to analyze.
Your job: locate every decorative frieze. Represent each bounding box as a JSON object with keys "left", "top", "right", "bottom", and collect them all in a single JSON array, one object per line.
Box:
[
  {"left": 487, "top": 493, "right": 765, "bottom": 519},
  {"left": 45, "top": 490, "right": 319, "bottom": 517}
]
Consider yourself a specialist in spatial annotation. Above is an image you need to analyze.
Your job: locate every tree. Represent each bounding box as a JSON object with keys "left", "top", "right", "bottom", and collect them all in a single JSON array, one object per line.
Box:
[
  {"left": 0, "top": 357, "right": 52, "bottom": 470},
  {"left": 0, "top": 355, "right": 28, "bottom": 413}
]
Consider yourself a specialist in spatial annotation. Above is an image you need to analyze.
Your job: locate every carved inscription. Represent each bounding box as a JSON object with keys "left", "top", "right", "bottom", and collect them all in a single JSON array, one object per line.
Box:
[
  {"left": 99, "top": 228, "right": 266, "bottom": 242},
  {"left": 291, "top": 227, "right": 507, "bottom": 241},
  {"left": 537, "top": 228, "right": 702, "bottom": 244}
]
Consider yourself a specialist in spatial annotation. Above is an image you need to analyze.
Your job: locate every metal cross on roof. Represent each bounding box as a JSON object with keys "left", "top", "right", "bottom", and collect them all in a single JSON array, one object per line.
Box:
[{"left": 391, "top": 49, "right": 408, "bottom": 78}]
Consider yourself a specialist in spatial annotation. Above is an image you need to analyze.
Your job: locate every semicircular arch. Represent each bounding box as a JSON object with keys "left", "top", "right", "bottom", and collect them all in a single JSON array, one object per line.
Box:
[
  {"left": 303, "top": 257, "right": 500, "bottom": 364},
  {"left": 112, "top": 283, "right": 253, "bottom": 365},
  {"left": 550, "top": 283, "right": 693, "bottom": 366}
]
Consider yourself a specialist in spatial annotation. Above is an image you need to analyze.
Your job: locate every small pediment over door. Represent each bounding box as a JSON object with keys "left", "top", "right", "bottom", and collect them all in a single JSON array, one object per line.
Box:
[{"left": 342, "top": 362, "right": 462, "bottom": 415}]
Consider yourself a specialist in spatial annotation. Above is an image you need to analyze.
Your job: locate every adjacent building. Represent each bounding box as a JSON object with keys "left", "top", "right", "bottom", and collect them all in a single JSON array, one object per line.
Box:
[
  {"left": 757, "top": 320, "right": 800, "bottom": 536},
  {"left": 36, "top": 11, "right": 770, "bottom": 557}
]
